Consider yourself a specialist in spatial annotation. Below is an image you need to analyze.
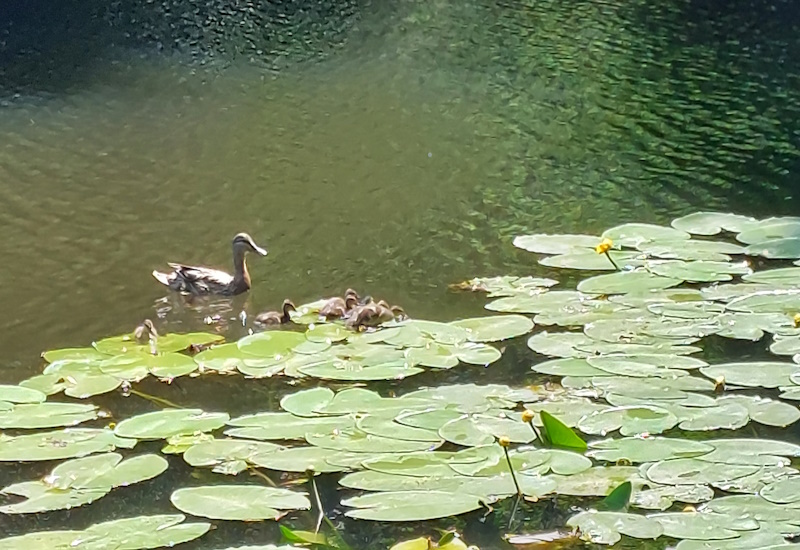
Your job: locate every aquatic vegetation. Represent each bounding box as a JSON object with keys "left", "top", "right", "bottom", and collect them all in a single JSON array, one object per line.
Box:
[{"left": 5, "top": 212, "right": 800, "bottom": 548}]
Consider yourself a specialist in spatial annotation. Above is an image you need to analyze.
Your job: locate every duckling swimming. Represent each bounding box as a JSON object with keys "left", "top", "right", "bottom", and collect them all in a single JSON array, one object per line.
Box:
[
  {"left": 255, "top": 299, "right": 296, "bottom": 326},
  {"left": 152, "top": 233, "right": 268, "bottom": 296},
  {"left": 319, "top": 289, "right": 360, "bottom": 319},
  {"left": 134, "top": 319, "right": 159, "bottom": 354},
  {"left": 346, "top": 302, "right": 406, "bottom": 330}
]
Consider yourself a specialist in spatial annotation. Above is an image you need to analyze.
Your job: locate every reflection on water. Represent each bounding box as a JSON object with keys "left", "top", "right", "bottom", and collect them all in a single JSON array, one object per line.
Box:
[
  {"left": 0, "top": 0, "right": 799, "bottom": 541},
  {"left": 0, "top": 0, "right": 798, "bottom": 377}
]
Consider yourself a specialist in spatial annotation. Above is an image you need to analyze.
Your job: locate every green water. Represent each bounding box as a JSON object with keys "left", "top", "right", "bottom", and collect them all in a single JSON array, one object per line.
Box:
[{"left": 0, "top": 0, "right": 799, "bottom": 547}]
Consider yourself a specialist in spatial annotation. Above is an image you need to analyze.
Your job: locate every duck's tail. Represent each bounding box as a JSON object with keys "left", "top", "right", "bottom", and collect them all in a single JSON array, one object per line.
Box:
[{"left": 152, "top": 270, "right": 172, "bottom": 286}]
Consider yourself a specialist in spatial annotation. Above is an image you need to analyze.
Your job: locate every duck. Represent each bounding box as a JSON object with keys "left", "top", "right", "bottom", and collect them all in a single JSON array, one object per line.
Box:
[
  {"left": 319, "top": 289, "right": 360, "bottom": 319},
  {"left": 152, "top": 233, "right": 267, "bottom": 296},
  {"left": 255, "top": 299, "right": 296, "bottom": 326},
  {"left": 346, "top": 301, "right": 406, "bottom": 330}
]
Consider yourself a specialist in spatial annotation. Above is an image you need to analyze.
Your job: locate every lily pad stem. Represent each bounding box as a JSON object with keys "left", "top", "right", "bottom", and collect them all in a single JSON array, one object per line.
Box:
[
  {"left": 501, "top": 445, "right": 522, "bottom": 497},
  {"left": 604, "top": 251, "right": 621, "bottom": 271},
  {"left": 128, "top": 388, "right": 181, "bottom": 409}
]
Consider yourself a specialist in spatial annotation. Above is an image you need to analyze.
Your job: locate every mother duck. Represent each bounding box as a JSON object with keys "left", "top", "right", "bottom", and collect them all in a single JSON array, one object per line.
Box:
[{"left": 152, "top": 233, "right": 267, "bottom": 295}]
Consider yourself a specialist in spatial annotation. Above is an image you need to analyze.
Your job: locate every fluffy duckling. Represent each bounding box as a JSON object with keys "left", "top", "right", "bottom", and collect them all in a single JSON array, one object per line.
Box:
[
  {"left": 319, "top": 289, "right": 360, "bottom": 319},
  {"left": 255, "top": 299, "right": 296, "bottom": 326},
  {"left": 346, "top": 302, "right": 406, "bottom": 330},
  {"left": 134, "top": 319, "right": 158, "bottom": 344}
]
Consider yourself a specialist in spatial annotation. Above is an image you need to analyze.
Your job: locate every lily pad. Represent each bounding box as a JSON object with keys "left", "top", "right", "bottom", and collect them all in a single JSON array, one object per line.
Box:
[
  {"left": 450, "top": 315, "right": 534, "bottom": 342},
  {"left": 567, "top": 511, "right": 663, "bottom": 545},
  {"left": 603, "top": 223, "right": 690, "bottom": 246},
  {"left": 183, "top": 439, "right": 283, "bottom": 475},
  {"left": 671, "top": 212, "right": 757, "bottom": 235},
  {"left": 114, "top": 409, "right": 229, "bottom": 440},
  {"left": 578, "top": 271, "right": 682, "bottom": 295},
  {"left": 699, "top": 362, "right": 800, "bottom": 388},
  {"left": 171, "top": 485, "right": 310, "bottom": 521},
  {"left": 587, "top": 437, "right": 714, "bottom": 463},
  {"left": 0, "top": 402, "right": 98, "bottom": 429},
  {"left": 343, "top": 490, "right": 482, "bottom": 521},
  {"left": 512, "top": 234, "right": 600, "bottom": 254},
  {"left": 0, "top": 429, "right": 135, "bottom": 462},
  {"left": 0, "top": 385, "right": 46, "bottom": 404}
]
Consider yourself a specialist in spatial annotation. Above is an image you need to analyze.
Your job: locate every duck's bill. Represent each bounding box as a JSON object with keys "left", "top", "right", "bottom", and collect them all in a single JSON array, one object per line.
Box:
[{"left": 253, "top": 244, "right": 268, "bottom": 256}]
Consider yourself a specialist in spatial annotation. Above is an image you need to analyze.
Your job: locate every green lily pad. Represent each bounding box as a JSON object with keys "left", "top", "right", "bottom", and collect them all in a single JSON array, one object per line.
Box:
[
  {"left": 404, "top": 343, "right": 459, "bottom": 369},
  {"left": 114, "top": 409, "right": 229, "bottom": 440},
  {"left": 648, "top": 511, "right": 759, "bottom": 540},
  {"left": 0, "top": 402, "right": 98, "bottom": 429},
  {"left": 578, "top": 405, "right": 679, "bottom": 436},
  {"left": 194, "top": 343, "right": 251, "bottom": 373},
  {"left": 237, "top": 331, "right": 306, "bottom": 359},
  {"left": 449, "top": 342, "right": 503, "bottom": 365},
  {"left": 761, "top": 477, "right": 800, "bottom": 504},
  {"left": 298, "top": 358, "right": 424, "bottom": 381},
  {"left": 280, "top": 387, "right": 334, "bottom": 417},
  {"left": 633, "top": 484, "right": 715, "bottom": 511},
  {"left": 0, "top": 428, "right": 135, "bottom": 462},
  {"left": 305, "top": 323, "right": 349, "bottom": 343},
  {"left": 578, "top": 271, "right": 683, "bottom": 295},
  {"left": 356, "top": 415, "right": 442, "bottom": 443},
  {"left": 648, "top": 260, "right": 751, "bottom": 283},
  {"left": 551, "top": 466, "right": 641, "bottom": 496},
  {"left": 702, "top": 494, "right": 800, "bottom": 523},
  {"left": 183, "top": 439, "right": 283, "bottom": 475},
  {"left": 717, "top": 395, "right": 800, "bottom": 427},
  {"left": 343, "top": 490, "right": 482, "bottom": 521},
  {"left": 587, "top": 437, "right": 714, "bottom": 463},
  {"left": 736, "top": 219, "right": 800, "bottom": 245},
  {"left": 567, "top": 511, "right": 663, "bottom": 545},
  {"left": 0, "top": 385, "right": 46, "bottom": 404},
  {"left": 638, "top": 240, "right": 746, "bottom": 262},
  {"left": 699, "top": 362, "right": 800, "bottom": 388},
  {"left": 512, "top": 234, "right": 600, "bottom": 254},
  {"left": 453, "top": 276, "right": 558, "bottom": 297},
  {"left": 644, "top": 458, "right": 759, "bottom": 486},
  {"left": 226, "top": 413, "right": 354, "bottom": 441},
  {"left": 743, "top": 267, "right": 800, "bottom": 285},
  {"left": 746, "top": 238, "right": 800, "bottom": 259},
  {"left": 450, "top": 315, "right": 534, "bottom": 342},
  {"left": 539, "top": 251, "right": 643, "bottom": 271},
  {"left": 94, "top": 332, "right": 222, "bottom": 355},
  {"left": 671, "top": 212, "right": 757, "bottom": 235},
  {"left": 726, "top": 291, "right": 800, "bottom": 314},
  {"left": 42, "top": 347, "right": 107, "bottom": 364},
  {"left": 0, "top": 482, "right": 108, "bottom": 514},
  {"left": 438, "top": 414, "right": 534, "bottom": 447},
  {"left": 603, "top": 223, "right": 690, "bottom": 246},
  {"left": 170, "top": 485, "right": 310, "bottom": 520},
  {"left": 250, "top": 446, "right": 358, "bottom": 473},
  {"left": 486, "top": 291, "right": 593, "bottom": 314},
  {"left": 306, "top": 429, "right": 439, "bottom": 453}
]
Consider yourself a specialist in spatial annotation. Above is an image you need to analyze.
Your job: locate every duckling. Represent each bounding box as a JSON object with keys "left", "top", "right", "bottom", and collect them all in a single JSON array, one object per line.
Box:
[
  {"left": 133, "top": 319, "right": 158, "bottom": 354},
  {"left": 346, "top": 303, "right": 406, "bottom": 330},
  {"left": 152, "top": 233, "right": 268, "bottom": 296},
  {"left": 319, "top": 290, "right": 360, "bottom": 319},
  {"left": 134, "top": 319, "right": 158, "bottom": 344},
  {"left": 255, "top": 299, "right": 296, "bottom": 326}
]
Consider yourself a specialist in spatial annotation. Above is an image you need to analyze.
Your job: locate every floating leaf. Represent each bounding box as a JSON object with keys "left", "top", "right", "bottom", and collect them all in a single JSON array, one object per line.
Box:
[
  {"left": 0, "top": 385, "right": 45, "bottom": 404},
  {"left": 745, "top": 237, "right": 800, "bottom": 259},
  {"left": 761, "top": 477, "right": 800, "bottom": 504},
  {"left": 95, "top": 332, "right": 222, "bottom": 355},
  {"left": 567, "top": 511, "right": 663, "bottom": 545},
  {"left": 343, "top": 491, "right": 481, "bottom": 521},
  {"left": 578, "top": 271, "right": 682, "bottom": 295},
  {"left": 183, "top": 439, "right": 283, "bottom": 475},
  {"left": 644, "top": 459, "right": 759, "bottom": 486},
  {"left": 306, "top": 429, "right": 439, "bottom": 453},
  {"left": 512, "top": 234, "right": 599, "bottom": 255},
  {"left": 171, "top": 485, "right": 310, "bottom": 521},
  {"left": 578, "top": 405, "right": 679, "bottom": 436},
  {"left": 0, "top": 429, "right": 135, "bottom": 462},
  {"left": 700, "top": 362, "right": 800, "bottom": 388},
  {"left": 237, "top": 331, "right": 306, "bottom": 359},
  {"left": 603, "top": 223, "right": 690, "bottom": 246},
  {"left": 648, "top": 511, "right": 759, "bottom": 540},
  {"left": 114, "top": 409, "right": 229, "bottom": 440},
  {"left": 648, "top": 260, "right": 750, "bottom": 283},
  {"left": 450, "top": 315, "right": 533, "bottom": 342},
  {"left": 250, "top": 446, "right": 356, "bottom": 473},
  {"left": 736, "top": 219, "right": 800, "bottom": 245},
  {"left": 0, "top": 402, "right": 98, "bottom": 429},
  {"left": 539, "top": 251, "right": 643, "bottom": 271},
  {"left": 226, "top": 412, "right": 354, "bottom": 441},
  {"left": 587, "top": 437, "right": 714, "bottom": 463},
  {"left": 671, "top": 212, "right": 757, "bottom": 236}
]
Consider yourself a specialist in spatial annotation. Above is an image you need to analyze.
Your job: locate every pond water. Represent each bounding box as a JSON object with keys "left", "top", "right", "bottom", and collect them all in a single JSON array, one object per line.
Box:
[{"left": 0, "top": 0, "right": 799, "bottom": 547}]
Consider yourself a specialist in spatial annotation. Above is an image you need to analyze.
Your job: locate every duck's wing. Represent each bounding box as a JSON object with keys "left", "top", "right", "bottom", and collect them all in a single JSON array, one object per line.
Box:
[{"left": 159, "top": 263, "right": 234, "bottom": 294}]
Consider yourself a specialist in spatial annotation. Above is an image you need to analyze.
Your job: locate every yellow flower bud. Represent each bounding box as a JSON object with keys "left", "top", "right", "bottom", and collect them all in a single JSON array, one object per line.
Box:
[
  {"left": 595, "top": 237, "right": 613, "bottom": 255},
  {"left": 498, "top": 436, "right": 511, "bottom": 448},
  {"left": 521, "top": 410, "right": 535, "bottom": 423},
  {"left": 794, "top": 313, "right": 800, "bottom": 328}
]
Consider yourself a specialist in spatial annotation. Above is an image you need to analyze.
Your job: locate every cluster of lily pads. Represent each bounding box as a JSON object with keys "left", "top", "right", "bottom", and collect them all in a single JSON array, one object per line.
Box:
[
  {"left": 3, "top": 211, "right": 800, "bottom": 549},
  {"left": 14, "top": 311, "right": 532, "bottom": 402}
]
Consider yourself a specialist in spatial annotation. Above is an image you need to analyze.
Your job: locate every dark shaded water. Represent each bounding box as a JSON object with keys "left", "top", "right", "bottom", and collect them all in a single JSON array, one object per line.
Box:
[{"left": 0, "top": 0, "right": 799, "bottom": 547}]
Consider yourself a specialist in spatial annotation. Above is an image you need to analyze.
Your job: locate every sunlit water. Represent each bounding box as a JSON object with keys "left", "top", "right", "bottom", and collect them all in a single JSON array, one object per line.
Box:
[{"left": 0, "top": 0, "right": 799, "bottom": 546}]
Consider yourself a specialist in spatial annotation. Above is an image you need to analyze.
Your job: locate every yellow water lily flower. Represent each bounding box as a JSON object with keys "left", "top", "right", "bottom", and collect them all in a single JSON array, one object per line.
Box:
[
  {"left": 794, "top": 313, "right": 800, "bottom": 328},
  {"left": 498, "top": 436, "right": 511, "bottom": 447},
  {"left": 595, "top": 237, "right": 613, "bottom": 254}
]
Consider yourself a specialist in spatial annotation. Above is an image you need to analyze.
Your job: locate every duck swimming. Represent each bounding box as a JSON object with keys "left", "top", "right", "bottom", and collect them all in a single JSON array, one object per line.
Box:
[
  {"left": 152, "top": 233, "right": 267, "bottom": 296},
  {"left": 255, "top": 299, "right": 296, "bottom": 326},
  {"left": 346, "top": 301, "right": 406, "bottom": 330}
]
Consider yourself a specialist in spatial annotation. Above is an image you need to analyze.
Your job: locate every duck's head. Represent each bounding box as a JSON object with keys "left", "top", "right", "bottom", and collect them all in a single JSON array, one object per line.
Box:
[
  {"left": 282, "top": 299, "right": 297, "bottom": 315},
  {"left": 232, "top": 233, "right": 268, "bottom": 257}
]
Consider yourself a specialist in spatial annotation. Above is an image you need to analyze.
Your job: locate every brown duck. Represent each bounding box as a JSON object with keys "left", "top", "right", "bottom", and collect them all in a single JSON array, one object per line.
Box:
[
  {"left": 319, "top": 288, "right": 360, "bottom": 319},
  {"left": 152, "top": 233, "right": 267, "bottom": 295}
]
